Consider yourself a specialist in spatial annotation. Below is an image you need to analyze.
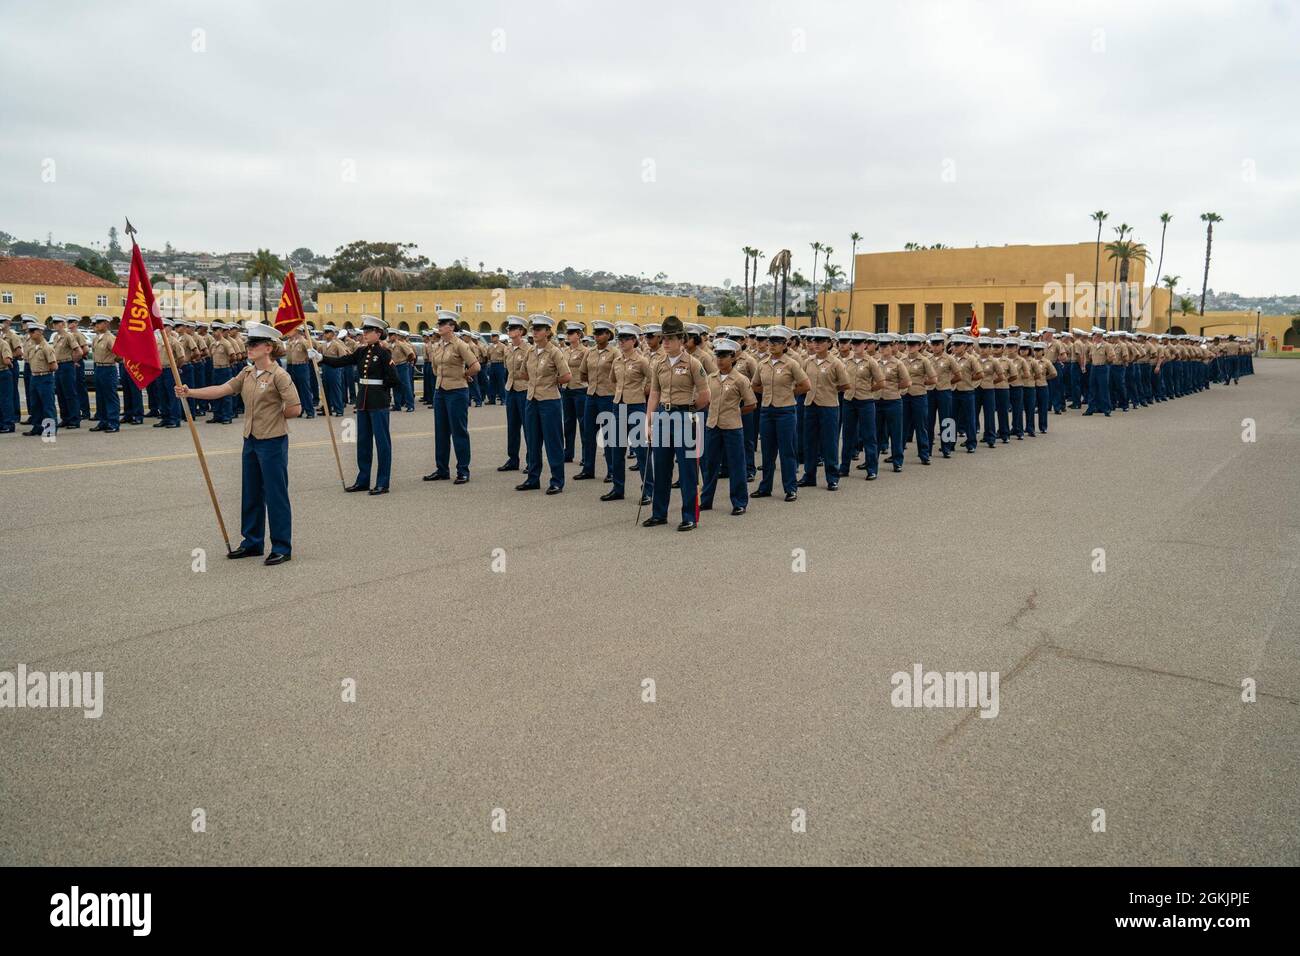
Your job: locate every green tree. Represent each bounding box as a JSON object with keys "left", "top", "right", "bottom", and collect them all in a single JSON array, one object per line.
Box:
[
  {"left": 1198, "top": 212, "right": 1223, "bottom": 314},
  {"left": 290, "top": 247, "right": 315, "bottom": 263},
  {"left": 107, "top": 226, "right": 122, "bottom": 259},
  {"left": 359, "top": 265, "right": 406, "bottom": 324},
  {"left": 1104, "top": 239, "right": 1150, "bottom": 332},
  {"left": 323, "top": 241, "right": 428, "bottom": 291},
  {"left": 809, "top": 242, "right": 823, "bottom": 325},
  {"left": 847, "top": 231, "right": 861, "bottom": 327},
  {"left": 719, "top": 293, "right": 746, "bottom": 317},
  {"left": 769, "top": 249, "right": 792, "bottom": 319},
  {"left": 1161, "top": 274, "right": 1180, "bottom": 332},
  {"left": 245, "top": 249, "right": 286, "bottom": 323}
]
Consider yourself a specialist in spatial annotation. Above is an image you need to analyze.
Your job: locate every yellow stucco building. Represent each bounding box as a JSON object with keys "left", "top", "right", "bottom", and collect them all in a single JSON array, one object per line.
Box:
[
  {"left": 315, "top": 286, "right": 698, "bottom": 332},
  {"left": 0, "top": 257, "right": 125, "bottom": 322}
]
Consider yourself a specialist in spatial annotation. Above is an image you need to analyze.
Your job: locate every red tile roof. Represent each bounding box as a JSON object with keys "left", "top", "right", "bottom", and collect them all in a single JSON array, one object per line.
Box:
[{"left": 0, "top": 256, "right": 119, "bottom": 288}]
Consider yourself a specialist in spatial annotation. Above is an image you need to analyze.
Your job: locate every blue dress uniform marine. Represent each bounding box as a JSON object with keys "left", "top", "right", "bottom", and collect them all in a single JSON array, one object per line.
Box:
[
  {"left": 317, "top": 314, "right": 400, "bottom": 495},
  {"left": 22, "top": 320, "right": 59, "bottom": 436},
  {"left": 752, "top": 325, "right": 809, "bottom": 501},
  {"left": 175, "top": 323, "right": 300, "bottom": 565},
  {"left": 643, "top": 315, "right": 710, "bottom": 529},
  {"left": 88, "top": 315, "right": 120, "bottom": 432},
  {"left": 699, "top": 338, "right": 755, "bottom": 515},
  {"left": 424, "top": 311, "right": 481, "bottom": 485},
  {"left": 498, "top": 316, "right": 531, "bottom": 472},
  {"left": 516, "top": 315, "right": 570, "bottom": 495}
]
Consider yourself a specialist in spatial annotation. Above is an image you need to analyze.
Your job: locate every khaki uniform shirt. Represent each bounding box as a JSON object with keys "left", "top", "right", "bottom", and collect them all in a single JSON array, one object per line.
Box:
[
  {"left": 735, "top": 350, "right": 760, "bottom": 384},
  {"left": 52, "top": 329, "right": 78, "bottom": 362},
  {"left": 705, "top": 371, "right": 756, "bottom": 429},
  {"left": 931, "top": 352, "right": 959, "bottom": 390},
  {"left": 807, "top": 353, "right": 850, "bottom": 407},
  {"left": 92, "top": 331, "right": 117, "bottom": 363},
  {"left": 565, "top": 343, "right": 588, "bottom": 389},
  {"left": 687, "top": 347, "right": 717, "bottom": 376},
  {"left": 320, "top": 338, "right": 347, "bottom": 360},
  {"left": 849, "top": 354, "right": 885, "bottom": 400},
  {"left": 211, "top": 337, "right": 232, "bottom": 368},
  {"left": 506, "top": 342, "right": 530, "bottom": 391},
  {"left": 902, "top": 353, "right": 936, "bottom": 396},
  {"left": 432, "top": 337, "right": 478, "bottom": 390},
  {"left": 613, "top": 350, "right": 651, "bottom": 404},
  {"left": 953, "top": 352, "right": 979, "bottom": 392},
  {"left": 754, "top": 353, "right": 808, "bottom": 408},
  {"left": 522, "top": 342, "right": 570, "bottom": 401},
  {"left": 650, "top": 352, "right": 707, "bottom": 407},
  {"left": 992, "top": 355, "right": 1011, "bottom": 389},
  {"left": 286, "top": 337, "right": 310, "bottom": 365},
  {"left": 0, "top": 336, "right": 11, "bottom": 369},
  {"left": 976, "top": 353, "right": 997, "bottom": 389},
  {"left": 878, "top": 356, "right": 911, "bottom": 400},
  {"left": 26, "top": 337, "right": 57, "bottom": 373},
  {"left": 585, "top": 344, "right": 618, "bottom": 397},
  {"left": 230, "top": 365, "right": 299, "bottom": 439},
  {"left": 1090, "top": 342, "right": 1111, "bottom": 365}
]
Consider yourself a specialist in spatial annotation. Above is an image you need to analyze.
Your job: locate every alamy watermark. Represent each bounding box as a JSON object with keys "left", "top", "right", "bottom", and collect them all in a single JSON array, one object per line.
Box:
[{"left": 0, "top": 665, "right": 104, "bottom": 718}]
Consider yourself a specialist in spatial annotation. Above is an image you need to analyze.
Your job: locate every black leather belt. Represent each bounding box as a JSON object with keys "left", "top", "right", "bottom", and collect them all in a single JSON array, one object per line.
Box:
[{"left": 664, "top": 404, "right": 696, "bottom": 412}]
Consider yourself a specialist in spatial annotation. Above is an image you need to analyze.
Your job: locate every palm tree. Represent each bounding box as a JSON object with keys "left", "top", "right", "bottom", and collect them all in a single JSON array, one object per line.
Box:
[
  {"left": 816, "top": 246, "right": 833, "bottom": 327},
  {"left": 809, "top": 242, "right": 823, "bottom": 325},
  {"left": 244, "top": 249, "right": 286, "bottom": 323},
  {"left": 359, "top": 265, "right": 406, "bottom": 325},
  {"left": 1161, "top": 275, "right": 1180, "bottom": 332},
  {"left": 752, "top": 250, "right": 765, "bottom": 316},
  {"left": 823, "top": 263, "right": 844, "bottom": 329},
  {"left": 1104, "top": 239, "right": 1150, "bottom": 332},
  {"left": 1199, "top": 212, "right": 1223, "bottom": 314},
  {"left": 741, "top": 246, "right": 754, "bottom": 319},
  {"left": 847, "top": 231, "right": 861, "bottom": 328},
  {"left": 769, "top": 249, "right": 792, "bottom": 320},
  {"left": 1140, "top": 212, "right": 1172, "bottom": 320},
  {"left": 1178, "top": 295, "right": 1195, "bottom": 316},
  {"left": 1108, "top": 223, "right": 1131, "bottom": 327},
  {"left": 1090, "top": 211, "right": 1108, "bottom": 324}
]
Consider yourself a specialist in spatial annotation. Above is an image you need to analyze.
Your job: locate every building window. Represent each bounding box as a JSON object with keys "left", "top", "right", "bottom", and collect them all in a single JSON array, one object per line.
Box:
[
  {"left": 873, "top": 304, "right": 888, "bottom": 334},
  {"left": 97, "top": 294, "right": 108, "bottom": 307},
  {"left": 557, "top": 302, "right": 565, "bottom": 312},
  {"left": 474, "top": 302, "right": 483, "bottom": 313},
  {"left": 517, "top": 300, "right": 526, "bottom": 312},
  {"left": 599, "top": 304, "right": 607, "bottom": 314},
  {"left": 67, "top": 293, "right": 78, "bottom": 306},
  {"left": 1, "top": 291, "right": 11, "bottom": 304},
  {"left": 454, "top": 303, "right": 463, "bottom": 313},
  {"left": 630, "top": 306, "right": 637, "bottom": 315},
  {"left": 434, "top": 303, "right": 442, "bottom": 313},
  {"left": 36, "top": 292, "right": 47, "bottom": 305},
  {"left": 575, "top": 303, "right": 584, "bottom": 313},
  {"left": 120, "top": 295, "right": 126, "bottom": 306},
  {"left": 395, "top": 303, "right": 405, "bottom": 313},
  {"left": 614, "top": 305, "right": 622, "bottom": 315},
  {"left": 415, "top": 303, "right": 423, "bottom": 313},
  {"left": 343, "top": 303, "right": 349, "bottom": 313},
  {"left": 325, "top": 303, "right": 334, "bottom": 314}
]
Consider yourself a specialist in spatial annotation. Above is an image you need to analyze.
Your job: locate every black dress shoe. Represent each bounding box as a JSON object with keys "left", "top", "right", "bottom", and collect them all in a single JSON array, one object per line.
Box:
[
  {"left": 797, "top": 478, "right": 816, "bottom": 487},
  {"left": 345, "top": 483, "right": 369, "bottom": 492},
  {"left": 856, "top": 461, "right": 870, "bottom": 470},
  {"left": 671, "top": 480, "right": 680, "bottom": 489},
  {"left": 516, "top": 481, "right": 540, "bottom": 491},
  {"left": 603, "top": 475, "right": 613, "bottom": 483},
  {"left": 642, "top": 516, "right": 667, "bottom": 527},
  {"left": 784, "top": 492, "right": 798, "bottom": 502},
  {"left": 753, "top": 489, "right": 772, "bottom": 498},
  {"left": 152, "top": 421, "right": 169, "bottom": 427},
  {"left": 921, "top": 459, "right": 931, "bottom": 465},
  {"left": 892, "top": 464, "right": 902, "bottom": 472},
  {"left": 826, "top": 483, "right": 838, "bottom": 491},
  {"left": 865, "top": 473, "right": 877, "bottom": 480},
  {"left": 368, "top": 487, "right": 389, "bottom": 496},
  {"left": 453, "top": 476, "right": 469, "bottom": 485},
  {"left": 698, "top": 502, "right": 713, "bottom": 511},
  {"left": 423, "top": 472, "right": 449, "bottom": 481},
  {"left": 545, "top": 486, "right": 563, "bottom": 495},
  {"left": 730, "top": 507, "right": 746, "bottom": 516},
  {"left": 497, "top": 462, "right": 519, "bottom": 472},
  {"left": 264, "top": 553, "right": 291, "bottom": 566},
  {"left": 89, "top": 424, "right": 106, "bottom": 432},
  {"left": 600, "top": 490, "right": 624, "bottom": 501},
  {"left": 639, "top": 496, "right": 651, "bottom": 506},
  {"left": 22, "top": 430, "right": 41, "bottom": 436},
  {"left": 227, "top": 546, "right": 263, "bottom": 559},
  {"left": 572, "top": 471, "right": 594, "bottom": 480},
  {"left": 677, "top": 521, "right": 696, "bottom": 532}
]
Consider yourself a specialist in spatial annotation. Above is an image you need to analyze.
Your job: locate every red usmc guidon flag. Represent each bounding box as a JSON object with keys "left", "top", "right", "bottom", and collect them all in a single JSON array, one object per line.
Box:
[
  {"left": 112, "top": 241, "right": 164, "bottom": 388},
  {"left": 968, "top": 307, "right": 979, "bottom": 339},
  {"left": 273, "top": 271, "right": 306, "bottom": 336}
]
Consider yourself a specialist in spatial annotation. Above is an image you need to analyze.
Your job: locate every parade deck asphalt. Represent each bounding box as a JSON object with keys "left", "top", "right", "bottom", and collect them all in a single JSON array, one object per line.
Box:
[{"left": 2, "top": 362, "right": 1298, "bottom": 866}]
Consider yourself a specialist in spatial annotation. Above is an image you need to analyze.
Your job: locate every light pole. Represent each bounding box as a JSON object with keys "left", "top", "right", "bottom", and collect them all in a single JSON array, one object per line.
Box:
[{"left": 1255, "top": 307, "right": 1261, "bottom": 353}]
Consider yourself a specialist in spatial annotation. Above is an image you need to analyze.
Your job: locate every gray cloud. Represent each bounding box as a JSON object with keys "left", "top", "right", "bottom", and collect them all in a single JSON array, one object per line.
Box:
[{"left": 1, "top": 0, "right": 1295, "bottom": 293}]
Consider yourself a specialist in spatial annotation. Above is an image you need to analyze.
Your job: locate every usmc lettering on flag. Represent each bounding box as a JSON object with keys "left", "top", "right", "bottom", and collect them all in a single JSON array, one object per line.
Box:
[{"left": 111, "top": 241, "right": 164, "bottom": 388}]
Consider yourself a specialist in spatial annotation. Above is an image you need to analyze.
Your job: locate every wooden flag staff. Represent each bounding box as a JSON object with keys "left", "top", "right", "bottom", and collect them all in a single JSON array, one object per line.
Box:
[
  {"left": 303, "top": 334, "right": 347, "bottom": 489},
  {"left": 127, "top": 219, "right": 233, "bottom": 554}
]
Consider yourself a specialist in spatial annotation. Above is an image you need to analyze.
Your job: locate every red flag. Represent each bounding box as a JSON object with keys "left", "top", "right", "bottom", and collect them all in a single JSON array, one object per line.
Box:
[
  {"left": 968, "top": 307, "right": 979, "bottom": 339},
  {"left": 273, "top": 271, "right": 306, "bottom": 335},
  {"left": 112, "top": 241, "right": 164, "bottom": 388}
]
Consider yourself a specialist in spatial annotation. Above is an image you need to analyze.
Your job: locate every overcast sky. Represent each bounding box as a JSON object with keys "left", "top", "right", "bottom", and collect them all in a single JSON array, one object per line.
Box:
[{"left": 2, "top": 0, "right": 1296, "bottom": 295}]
